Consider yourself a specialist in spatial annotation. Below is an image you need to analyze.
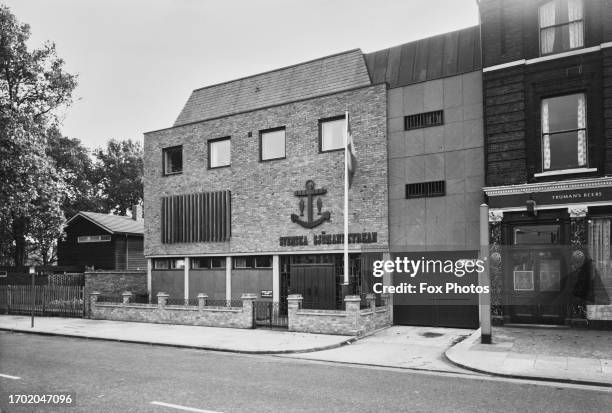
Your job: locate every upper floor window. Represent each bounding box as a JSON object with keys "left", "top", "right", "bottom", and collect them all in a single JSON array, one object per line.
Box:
[
  {"left": 541, "top": 93, "right": 587, "bottom": 171},
  {"left": 539, "top": 0, "right": 583, "bottom": 55},
  {"left": 260, "top": 127, "right": 286, "bottom": 161},
  {"left": 209, "top": 137, "right": 231, "bottom": 168},
  {"left": 319, "top": 115, "right": 345, "bottom": 152},
  {"left": 163, "top": 146, "right": 182, "bottom": 175}
]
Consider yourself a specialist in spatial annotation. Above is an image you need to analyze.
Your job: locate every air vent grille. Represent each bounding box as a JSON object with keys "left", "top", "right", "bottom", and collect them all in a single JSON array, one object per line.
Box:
[
  {"left": 404, "top": 110, "right": 444, "bottom": 130},
  {"left": 406, "top": 181, "right": 446, "bottom": 198}
]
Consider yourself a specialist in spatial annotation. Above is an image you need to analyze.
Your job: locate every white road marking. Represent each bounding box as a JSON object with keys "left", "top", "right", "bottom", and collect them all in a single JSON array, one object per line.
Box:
[
  {"left": 151, "top": 401, "right": 223, "bottom": 413},
  {"left": 0, "top": 373, "right": 21, "bottom": 380}
]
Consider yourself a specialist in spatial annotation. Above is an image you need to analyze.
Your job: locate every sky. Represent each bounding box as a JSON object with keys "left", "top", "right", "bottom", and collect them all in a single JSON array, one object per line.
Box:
[{"left": 4, "top": 0, "right": 479, "bottom": 149}]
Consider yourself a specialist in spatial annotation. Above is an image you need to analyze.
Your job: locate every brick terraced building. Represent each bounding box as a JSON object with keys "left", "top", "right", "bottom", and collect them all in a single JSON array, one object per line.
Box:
[{"left": 479, "top": 0, "right": 612, "bottom": 327}]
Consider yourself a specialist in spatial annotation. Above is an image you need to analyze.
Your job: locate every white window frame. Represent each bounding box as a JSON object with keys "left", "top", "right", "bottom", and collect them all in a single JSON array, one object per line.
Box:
[{"left": 77, "top": 235, "right": 111, "bottom": 243}]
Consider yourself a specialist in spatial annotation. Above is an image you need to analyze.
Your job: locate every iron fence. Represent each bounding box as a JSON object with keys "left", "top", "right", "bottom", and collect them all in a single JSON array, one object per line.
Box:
[
  {"left": 96, "top": 295, "right": 123, "bottom": 303},
  {"left": 253, "top": 301, "right": 288, "bottom": 328},
  {"left": 0, "top": 285, "right": 84, "bottom": 318},
  {"left": 204, "top": 299, "right": 243, "bottom": 307},
  {"left": 166, "top": 298, "right": 198, "bottom": 306}
]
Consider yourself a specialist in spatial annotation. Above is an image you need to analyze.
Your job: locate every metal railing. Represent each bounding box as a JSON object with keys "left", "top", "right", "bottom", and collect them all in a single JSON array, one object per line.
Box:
[
  {"left": 0, "top": 285, "right": 84, "bottom": 318},
  {"left": 204, "top": 299, "right": 243, "bottom": 307}
]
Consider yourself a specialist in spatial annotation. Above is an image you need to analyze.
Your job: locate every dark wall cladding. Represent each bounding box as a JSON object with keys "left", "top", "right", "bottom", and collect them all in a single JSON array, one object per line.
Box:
[
  {"left": 161, "top": 191, "right": 231, "bottom": 244},
  {"left": 364, "top": 26, "right": 482, "bottom": 88}
]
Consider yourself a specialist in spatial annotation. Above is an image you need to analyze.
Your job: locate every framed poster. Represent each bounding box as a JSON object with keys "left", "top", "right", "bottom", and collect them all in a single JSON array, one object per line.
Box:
[{"left": 514, "top": 270, "right": 534, "bottom": 291}]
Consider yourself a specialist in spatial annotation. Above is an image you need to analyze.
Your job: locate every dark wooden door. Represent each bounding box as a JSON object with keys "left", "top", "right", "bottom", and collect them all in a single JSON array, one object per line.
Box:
[
  {"left": 505, "top": 221, "right": 568, "bottom": 324},
  {"left": 290, "top": 264, "right": 335, "bottom": 310}
]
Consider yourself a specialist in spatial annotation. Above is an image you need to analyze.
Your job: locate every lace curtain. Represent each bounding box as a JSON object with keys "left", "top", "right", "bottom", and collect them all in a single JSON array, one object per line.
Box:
[
  {"left": 589, "top": 219, "right": 612, "bottom": 283},
  {"left": 539, "top": 1, "right": 556, "bottom": 54},
  {"left": 577, "top": 94, "right": 586, "bottom": 166},
  {"left": 542, "top": 100, "right": 551, "bottom": 169},
  {"left": 568, "top": 0, "right": 584, "bottom": 49}
]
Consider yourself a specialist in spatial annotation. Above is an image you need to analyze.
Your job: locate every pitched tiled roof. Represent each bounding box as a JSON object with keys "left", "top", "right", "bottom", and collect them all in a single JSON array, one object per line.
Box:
[
  {"left": 364, "top": 26, "right": 482, "bottom": 89},
  {"left": 70, "top": 211, "right": 144, "bottom": 235},
  {"left": 173, "top": 49, "right": 372, "bottom": 126}
]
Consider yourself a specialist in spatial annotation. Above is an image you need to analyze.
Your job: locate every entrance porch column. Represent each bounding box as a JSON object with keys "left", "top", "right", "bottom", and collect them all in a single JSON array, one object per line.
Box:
[
  {"left": 184, "top": 257, "right": 190, "bottom": 301},
  {"left": 226, "top": 256, "right": 232, "bottom": 301},
  {"left": 146, "top": 258, "right": 152, "bottom": 302},
  {"left": 272, "top": 255, "right": 280, "bottom": 302}
]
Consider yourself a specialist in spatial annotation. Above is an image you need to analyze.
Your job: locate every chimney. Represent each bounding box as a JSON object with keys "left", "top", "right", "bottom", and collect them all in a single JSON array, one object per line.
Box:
[{"left": 131, "top": 204, "right": 143, "bottom": 221}]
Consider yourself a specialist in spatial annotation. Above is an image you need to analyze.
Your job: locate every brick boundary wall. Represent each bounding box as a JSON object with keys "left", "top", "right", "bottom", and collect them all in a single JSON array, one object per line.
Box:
[
  {"left": 89, "top": 292, "right": 256, "bottom": 329},
  {"left": 287, "top": 294, "right": 391, "bottom": 336},
  {"left": 84, "top": 270, "right": 147, "bottom": 316},
  {"left": 84, "top": 270, "right": 147, "bottom": 296}
]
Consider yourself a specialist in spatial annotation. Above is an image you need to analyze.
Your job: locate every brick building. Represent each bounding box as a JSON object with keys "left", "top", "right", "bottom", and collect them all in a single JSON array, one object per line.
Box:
[
  {"left": 143, "top": 23, "right": 489, "bottom": 329},
  {"left": 479, "top": 0, "right": 612, "bottom": 327},
  {"left": 144, "top": 50, "right": 389, "bottom": 311}
]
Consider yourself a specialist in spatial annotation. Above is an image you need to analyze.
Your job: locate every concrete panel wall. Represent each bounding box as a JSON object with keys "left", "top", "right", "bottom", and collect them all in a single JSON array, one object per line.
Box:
[{"left": 388, "top": 71, "right": 484, "bottom": 251}]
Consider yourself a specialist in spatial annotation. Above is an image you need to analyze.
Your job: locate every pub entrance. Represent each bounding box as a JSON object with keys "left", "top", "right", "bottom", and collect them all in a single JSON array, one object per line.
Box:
[{"left": 503, "top": 211, "right": 569, "bottom": 324}]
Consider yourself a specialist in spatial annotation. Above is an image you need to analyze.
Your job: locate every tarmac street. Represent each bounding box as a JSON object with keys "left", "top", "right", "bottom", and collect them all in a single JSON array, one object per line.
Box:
[{"left": 1, "top": 331, "right": 611, "bottom": 413}]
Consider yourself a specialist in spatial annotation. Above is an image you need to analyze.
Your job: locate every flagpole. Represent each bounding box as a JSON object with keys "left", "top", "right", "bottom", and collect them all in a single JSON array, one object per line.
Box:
[{"left": 344, "top": 110, "right": 349, "bottom": 285}]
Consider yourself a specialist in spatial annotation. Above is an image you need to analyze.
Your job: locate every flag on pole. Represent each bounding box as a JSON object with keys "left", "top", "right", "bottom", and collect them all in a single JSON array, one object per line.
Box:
[{"left": 346, "top": 112, "right": 356, "bottom": 188}]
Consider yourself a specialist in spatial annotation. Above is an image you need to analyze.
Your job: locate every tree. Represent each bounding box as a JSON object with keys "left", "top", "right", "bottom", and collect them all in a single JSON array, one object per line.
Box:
[
  {"left": 0, "top": 5, "right": 77, "bottom": 266},
  {"left": 46, "top": 127, "right": 102, "bottom": 219},
  {"left": 94, "top": 139, "right": 143, "bottom": 215}
]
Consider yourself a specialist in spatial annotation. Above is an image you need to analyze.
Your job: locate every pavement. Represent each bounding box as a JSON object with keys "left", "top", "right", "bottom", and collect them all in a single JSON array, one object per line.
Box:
[
  {"left": 446, "top": 326, "right": 612, "bottom": 386},
  {"left": 282, "top": 325, "right": 473, "bottom": 374},
  {"left": 0, "top": 315, "right": 353, "bottom": 354}
]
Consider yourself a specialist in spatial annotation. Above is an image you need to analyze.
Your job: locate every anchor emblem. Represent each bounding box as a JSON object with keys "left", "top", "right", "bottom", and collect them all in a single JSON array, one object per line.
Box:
[{"left": 291, "top": 180, "right": 331, "bottom": 229}]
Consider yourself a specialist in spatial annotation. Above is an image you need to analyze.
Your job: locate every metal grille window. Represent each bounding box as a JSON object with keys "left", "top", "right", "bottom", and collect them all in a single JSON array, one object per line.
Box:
[
  {"left": 405, "top": 181, "right": 446, "bottom": 198},
  {"left": 404, "top": 110, "right": 444, "bottom": 130},
  {"left": 161, "top": 191, "right": 231, "bottom": 244}
]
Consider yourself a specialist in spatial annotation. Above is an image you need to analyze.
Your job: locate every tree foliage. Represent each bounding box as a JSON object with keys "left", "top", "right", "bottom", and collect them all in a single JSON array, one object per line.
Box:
[
  {"left": 0, "top": 5, "right": 76, "bottom": 266},
  {"left": 94, "top": 139, "right": 143, "bottom": 215},
  {"left": 0, "top": 6, "right": 144, "bottom": 266}
]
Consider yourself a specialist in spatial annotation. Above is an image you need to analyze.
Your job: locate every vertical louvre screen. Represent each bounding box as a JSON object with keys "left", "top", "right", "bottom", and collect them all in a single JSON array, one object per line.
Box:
[{"left": 161, "top": 191, "right": 231, "bottom": 243}]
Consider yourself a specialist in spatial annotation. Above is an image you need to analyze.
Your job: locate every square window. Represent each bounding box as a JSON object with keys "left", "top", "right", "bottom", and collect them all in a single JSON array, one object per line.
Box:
[
  {"left": 260, "top": 128, "right": 286, "bottom": 161},
  {"left": 170, "top": 259, "right": 185, "bottom": 269},
  {"left": 154, "top": 259, "right": 169, "bottom": 269},
  {"left": 163, "top": 146, "right": 182, "bottom": 175},
  {"left": 255, "top": 256, "right": 272, "bottom": 268},
  {"left": 233, "top": 257, "right": 248, "bottom": 268},
  {"left": 191, "top": 258, "right": 210, "bottom": 269},
  {"left": 541, "top": 93, "right": 587, "bottom": 171},
  {"left": 539, "top": 0, "right": 583, "bottom": 55},
  {"left": 209, "top": 138, "right": 231, "bottom": 168},
  {"left": 320, "top": 116, "right": 345, "bottom": 152},
  {"left": 210, "top": 257, "right": 226, "bottom": 268}
]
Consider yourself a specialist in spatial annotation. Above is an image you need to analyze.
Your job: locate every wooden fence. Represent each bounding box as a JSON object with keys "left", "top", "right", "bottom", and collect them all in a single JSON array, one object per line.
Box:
[{"left": 0, "top": 285, "right": 85, "bottom": 318}]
